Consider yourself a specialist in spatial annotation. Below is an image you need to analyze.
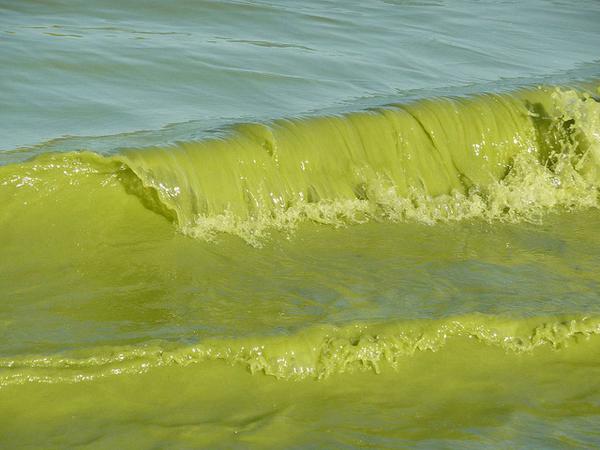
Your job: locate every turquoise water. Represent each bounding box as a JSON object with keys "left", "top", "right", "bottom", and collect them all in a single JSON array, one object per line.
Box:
[
  {"left": 2, "top": 1, "right": 600, "bottom": 448},
  {"left": 2, "top": 0, "right": 600, "bottom": 154}
]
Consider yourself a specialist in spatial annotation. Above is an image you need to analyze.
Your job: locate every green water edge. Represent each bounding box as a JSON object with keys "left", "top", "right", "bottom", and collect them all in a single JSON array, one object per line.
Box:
[{"left": 2, "top": 85, "right": 600, "bottom": 447}]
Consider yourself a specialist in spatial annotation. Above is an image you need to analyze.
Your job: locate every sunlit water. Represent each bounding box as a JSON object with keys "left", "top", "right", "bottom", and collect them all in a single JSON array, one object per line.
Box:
[{"left": 1, "top": 1, "right": 600, "bottom": 448}]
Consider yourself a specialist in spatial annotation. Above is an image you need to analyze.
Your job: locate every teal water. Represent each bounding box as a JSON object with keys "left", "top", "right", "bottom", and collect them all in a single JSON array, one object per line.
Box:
[
  {"left": 2, "top": 0, "right": 600, "bottom": 154},
  {"left": 2, "top": 1, "right": 600, "bottom": 448}
]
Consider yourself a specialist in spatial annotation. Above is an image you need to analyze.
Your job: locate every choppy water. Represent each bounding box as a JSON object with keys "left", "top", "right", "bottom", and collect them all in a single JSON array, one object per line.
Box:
[{"left": 2, "top": 1, "right": 600, "bottom": 448}]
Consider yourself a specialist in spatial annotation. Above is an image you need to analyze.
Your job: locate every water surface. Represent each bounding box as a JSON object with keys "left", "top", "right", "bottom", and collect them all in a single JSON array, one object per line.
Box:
[{"left": 1, "top": 0, "right": 600, "bottom": 448}]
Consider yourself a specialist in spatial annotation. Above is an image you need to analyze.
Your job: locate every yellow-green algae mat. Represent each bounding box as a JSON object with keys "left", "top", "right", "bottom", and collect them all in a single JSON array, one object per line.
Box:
[{"left": 2, "top": 86, "right": 600, "bottom": 447}]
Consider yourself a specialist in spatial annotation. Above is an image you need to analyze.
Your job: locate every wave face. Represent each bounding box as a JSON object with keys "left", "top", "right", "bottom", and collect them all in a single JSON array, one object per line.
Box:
[
  {"left": 120, "top": 87, "right": 600, "bottom": 244},
  {"left": 5, "top": 86, "right": 598, "bottom": 245}
]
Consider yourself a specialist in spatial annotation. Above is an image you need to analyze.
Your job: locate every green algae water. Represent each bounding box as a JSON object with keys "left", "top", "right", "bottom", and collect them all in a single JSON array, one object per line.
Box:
[{"left": 2, "top": 1, "right": 600, "bottom": 448}]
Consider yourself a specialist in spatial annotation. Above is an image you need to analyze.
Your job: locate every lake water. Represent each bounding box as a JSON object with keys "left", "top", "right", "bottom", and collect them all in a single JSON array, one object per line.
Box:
[{"left": 1, "top": 0, "right": 600, "bottom": 447}]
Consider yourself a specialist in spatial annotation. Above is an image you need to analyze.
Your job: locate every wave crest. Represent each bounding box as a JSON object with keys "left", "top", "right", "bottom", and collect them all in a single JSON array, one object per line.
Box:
[{"left": 113, "top": 87, "right": 600, "bottom": 245}]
